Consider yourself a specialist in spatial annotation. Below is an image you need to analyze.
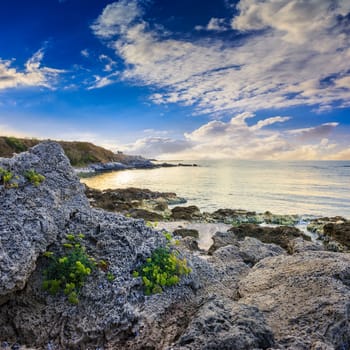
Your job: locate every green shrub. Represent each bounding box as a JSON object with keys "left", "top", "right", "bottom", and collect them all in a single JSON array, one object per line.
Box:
[
  {"left": 0, "top": 167, "right": 18, "bottom": 188},
  {"left": 4, "top": 136, "right": 27, "bottom": 153},
  {"left": 42, "top": 234, "right": 95, "bottom": 304},
  {"left": 24, "top": 169, "right": 45, "bottom": 186},
  {"left": 133, "top": 247, "right": 191, "bottom": 295}
]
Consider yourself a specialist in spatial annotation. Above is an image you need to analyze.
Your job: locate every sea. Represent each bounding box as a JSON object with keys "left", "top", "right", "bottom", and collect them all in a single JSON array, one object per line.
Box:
[{"left": 81, "top": 160, "right": 350, "bottom": 220}]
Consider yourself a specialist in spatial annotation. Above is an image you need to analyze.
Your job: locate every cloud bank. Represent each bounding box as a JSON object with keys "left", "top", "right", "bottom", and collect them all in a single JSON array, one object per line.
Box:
[
  {"left": 123, "top": 113, "right": 344, "bottom": 160},
  {"left": 92, "top": 0, "right": 350, "bottom": 114}
]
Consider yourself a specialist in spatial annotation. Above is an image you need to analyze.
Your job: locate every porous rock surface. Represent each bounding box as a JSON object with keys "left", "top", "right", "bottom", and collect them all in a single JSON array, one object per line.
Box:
[
  {"left": 0, "top": 142, "right": 89, "bottom": 300},
  {"left": 239, "top": 251, "right": 350, "bottom": 349},
  {"left": 1, "top": 142, "right": 350, "bottom": 350}
]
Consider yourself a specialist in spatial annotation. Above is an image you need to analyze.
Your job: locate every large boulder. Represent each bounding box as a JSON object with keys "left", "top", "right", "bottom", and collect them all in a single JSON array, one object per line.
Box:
[
  {"left": 0, "top": 142, "right": 89, "bottom": 301},
  {"left": 239, "top": 251, "right": 350, "bottom": 349},
  {"left": 0, "top": 142, "right": 198, "bottom": 349}
]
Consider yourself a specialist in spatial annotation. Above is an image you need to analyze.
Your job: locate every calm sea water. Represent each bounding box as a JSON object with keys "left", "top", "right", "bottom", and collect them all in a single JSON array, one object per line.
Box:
[{"left": 81, "top": 160, "right": 350, "bottom": 219}]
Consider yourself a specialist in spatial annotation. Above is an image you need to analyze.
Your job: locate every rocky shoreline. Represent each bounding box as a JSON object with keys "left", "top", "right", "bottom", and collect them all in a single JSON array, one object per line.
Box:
[
  {"left": 77, "top": 160, "right": 198, "bottom": 175},
  {"left": 85, "top": 186, "right": 350, "bottom": 252},
  {"left": 1, "top": 142, "right": 350, "bottom": 349}
]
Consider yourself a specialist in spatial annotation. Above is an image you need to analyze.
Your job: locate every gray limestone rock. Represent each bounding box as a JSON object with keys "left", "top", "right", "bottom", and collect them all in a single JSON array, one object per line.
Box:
[
  {"left": 171, "top": 296, "right": 275, "bottom": 350},
  {"left": 0, "top": 142, "right": 88, "bottom": 301},
  {"left": 239, "top": 251, "right": 350, "bottom": 349}
]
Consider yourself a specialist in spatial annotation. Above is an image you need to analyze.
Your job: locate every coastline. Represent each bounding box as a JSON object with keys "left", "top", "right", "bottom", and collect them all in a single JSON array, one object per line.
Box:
[{"left": 1, "top": 142, "right": 350, "bottom": 349}]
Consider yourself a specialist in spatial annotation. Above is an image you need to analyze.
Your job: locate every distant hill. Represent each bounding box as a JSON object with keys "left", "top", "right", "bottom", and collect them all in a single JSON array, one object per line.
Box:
[{"left": 0, "top": 136, "right": 139, "bottom": 167}]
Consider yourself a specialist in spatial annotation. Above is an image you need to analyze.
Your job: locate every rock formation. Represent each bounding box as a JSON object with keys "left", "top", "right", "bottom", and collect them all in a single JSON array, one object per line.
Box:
[{"left": 1, "top": 142, "right": 350, "bottom": 349}]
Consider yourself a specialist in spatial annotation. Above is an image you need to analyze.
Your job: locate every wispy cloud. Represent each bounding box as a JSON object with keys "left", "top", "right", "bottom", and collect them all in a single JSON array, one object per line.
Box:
[
  {"left": 0, "top": 49, "right": 64, "bottom": 90},
  {"left": 195, "top": 18, "right": 228, "bottom": 32},
  {"left": 92, "top": 0, "right": 350, "bottom": 115},
  {"left": 287, "top": 122, "right": 339, "bottom": 140}
]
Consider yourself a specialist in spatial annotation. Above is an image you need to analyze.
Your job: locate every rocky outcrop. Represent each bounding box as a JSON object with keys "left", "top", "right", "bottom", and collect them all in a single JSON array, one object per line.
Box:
[
  {"left": 306, "top": 217, "right": 350, "bottom": 251},
  {"left": 208, "top": 224, "right": 306, "bottom": 254},
  {"left": 323, "top": 221, "right": 350, "bottom": 250},
  {"left": 86, "top": 186, "right": 186, "bottom": 219},
  {"left": 0, "top": 142, "right": 196, "bottom": 348},
  {"left": 208, "top": 209, "right": 299, "bottom": 226},
  {"left": 227, "top": 223, "right": 310, "bottom": 250},
  {"left": 171, "top": 206, "right": 201, "bottom": 220},
  {"left": 239, "top": 251, "right": 350, "bottom": 349},
  {"left": 172, "top": 297, "right": 275, "bottom": 350},
  {"left": 2, "top": 142, "right": 350, "bottom": 350},
  {"left": 0, "top": 142, "right": 89, "bottom": 301}
]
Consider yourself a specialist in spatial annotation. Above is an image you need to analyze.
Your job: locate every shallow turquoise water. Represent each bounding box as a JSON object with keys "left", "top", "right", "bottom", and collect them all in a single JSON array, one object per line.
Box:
[{"left": 82, "top": 160, "right": 350, "bottom": 218}]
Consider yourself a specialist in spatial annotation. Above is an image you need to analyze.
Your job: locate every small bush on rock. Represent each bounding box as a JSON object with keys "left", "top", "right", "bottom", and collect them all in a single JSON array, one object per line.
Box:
[
  {"left": 133, "top": 246, "right": 191, "bottom": 295},
  {"left": 25, "top": 169, "right": 45, "bottom": 186},
  {"left": 0, "top": 167, "right": 18, "bottom": 188},
  {"left": 42, "top": 234, "right": 95, "bottom": 304}
]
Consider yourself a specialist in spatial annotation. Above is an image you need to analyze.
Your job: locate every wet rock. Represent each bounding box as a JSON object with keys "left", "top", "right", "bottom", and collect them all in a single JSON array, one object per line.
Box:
[
  {"left": 239, "top": 251, "right": 350, "bottom": 349},
  {"left": 172, "top": 296, "right": 275, "bottom": 350},
  {"left": 173, "top": 229, "right": 199, "bottom": 239},
  {"left": 210, "top": 209, "right": 261, "bottom": 224},
  {"left": 228, "top": 224, "right": 310, "bottom": 250},
  {"left": 208, "top": 209, "right": 300, "bottom": 226},
  {"left": 127, "top": 208, "right": 164, "bottom": 221},
  {"left": 323, "top": 221, "right": 350, "bottom": 250},
  {"left": 86, "top": 186, "right": 186, "bottom": 214},
  {"left": 171, "top": 206, "right": 201, "bottom": 221}
]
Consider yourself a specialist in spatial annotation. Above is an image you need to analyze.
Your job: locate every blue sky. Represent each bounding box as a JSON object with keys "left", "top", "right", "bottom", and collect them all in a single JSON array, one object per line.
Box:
[{"left": 0, "top": 0, "right": 350, "bottom": 159}]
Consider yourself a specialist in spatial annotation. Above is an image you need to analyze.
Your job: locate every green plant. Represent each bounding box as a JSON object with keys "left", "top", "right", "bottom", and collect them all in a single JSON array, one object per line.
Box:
[
  {"left": 42, "top": 234, "right": 95, "bottom": 304},
  {"left": 0, "top": 167, "right": 17, "bottom": 188},
  {"left": 24, "top": 169, "right": 45, "bottom": 186},
  {"left": 133, "top": 247, "right": 191, "bottom": 295},
  {"left": 107, "top": 272, "right": 115, "bottom": 282}
]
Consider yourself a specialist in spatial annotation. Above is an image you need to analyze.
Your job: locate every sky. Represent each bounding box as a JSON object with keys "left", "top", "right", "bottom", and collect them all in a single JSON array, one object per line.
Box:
[{"left": 0, "top": 0, "right": 350, "bottom": 160}]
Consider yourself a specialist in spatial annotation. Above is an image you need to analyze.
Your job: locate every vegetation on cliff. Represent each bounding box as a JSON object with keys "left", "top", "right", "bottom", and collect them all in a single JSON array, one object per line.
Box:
[{"left": 0, "top": 136, "right": 131, "bottom": 166}]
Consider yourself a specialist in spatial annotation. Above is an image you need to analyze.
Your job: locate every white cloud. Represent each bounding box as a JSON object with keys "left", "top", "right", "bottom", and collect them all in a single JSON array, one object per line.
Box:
[
  {"left": 232, "top": 0, "right": 350, "bottom": 44},
  {"left": 92, "top": 0, "right": 350, "bottom": 115},
  {"left": 91, "top": 0, "right": 142, "bottom": 38},
  {"left": 287, "top": 122, "right": 339, "bottom": 140},
  {"left": 125, "top": 136, "right": 192, "bottom": 158},
  {"left": 196, "top": 18, "right": 228, "bottom": 32},
  {"left": 81, "top": 49, "right": 89, "bottom": 58},
  {"left": 87, "top": 73, "right": 119, "bottom": 90},
  {"left": 99, "top": 54, "right": 117, "bottom": 72},
  {"left": 124, "top": 113, "right": 349, "bottom": 160},
  {"left": 0, "top": 49, "right": 63, "bottom": 90}
]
